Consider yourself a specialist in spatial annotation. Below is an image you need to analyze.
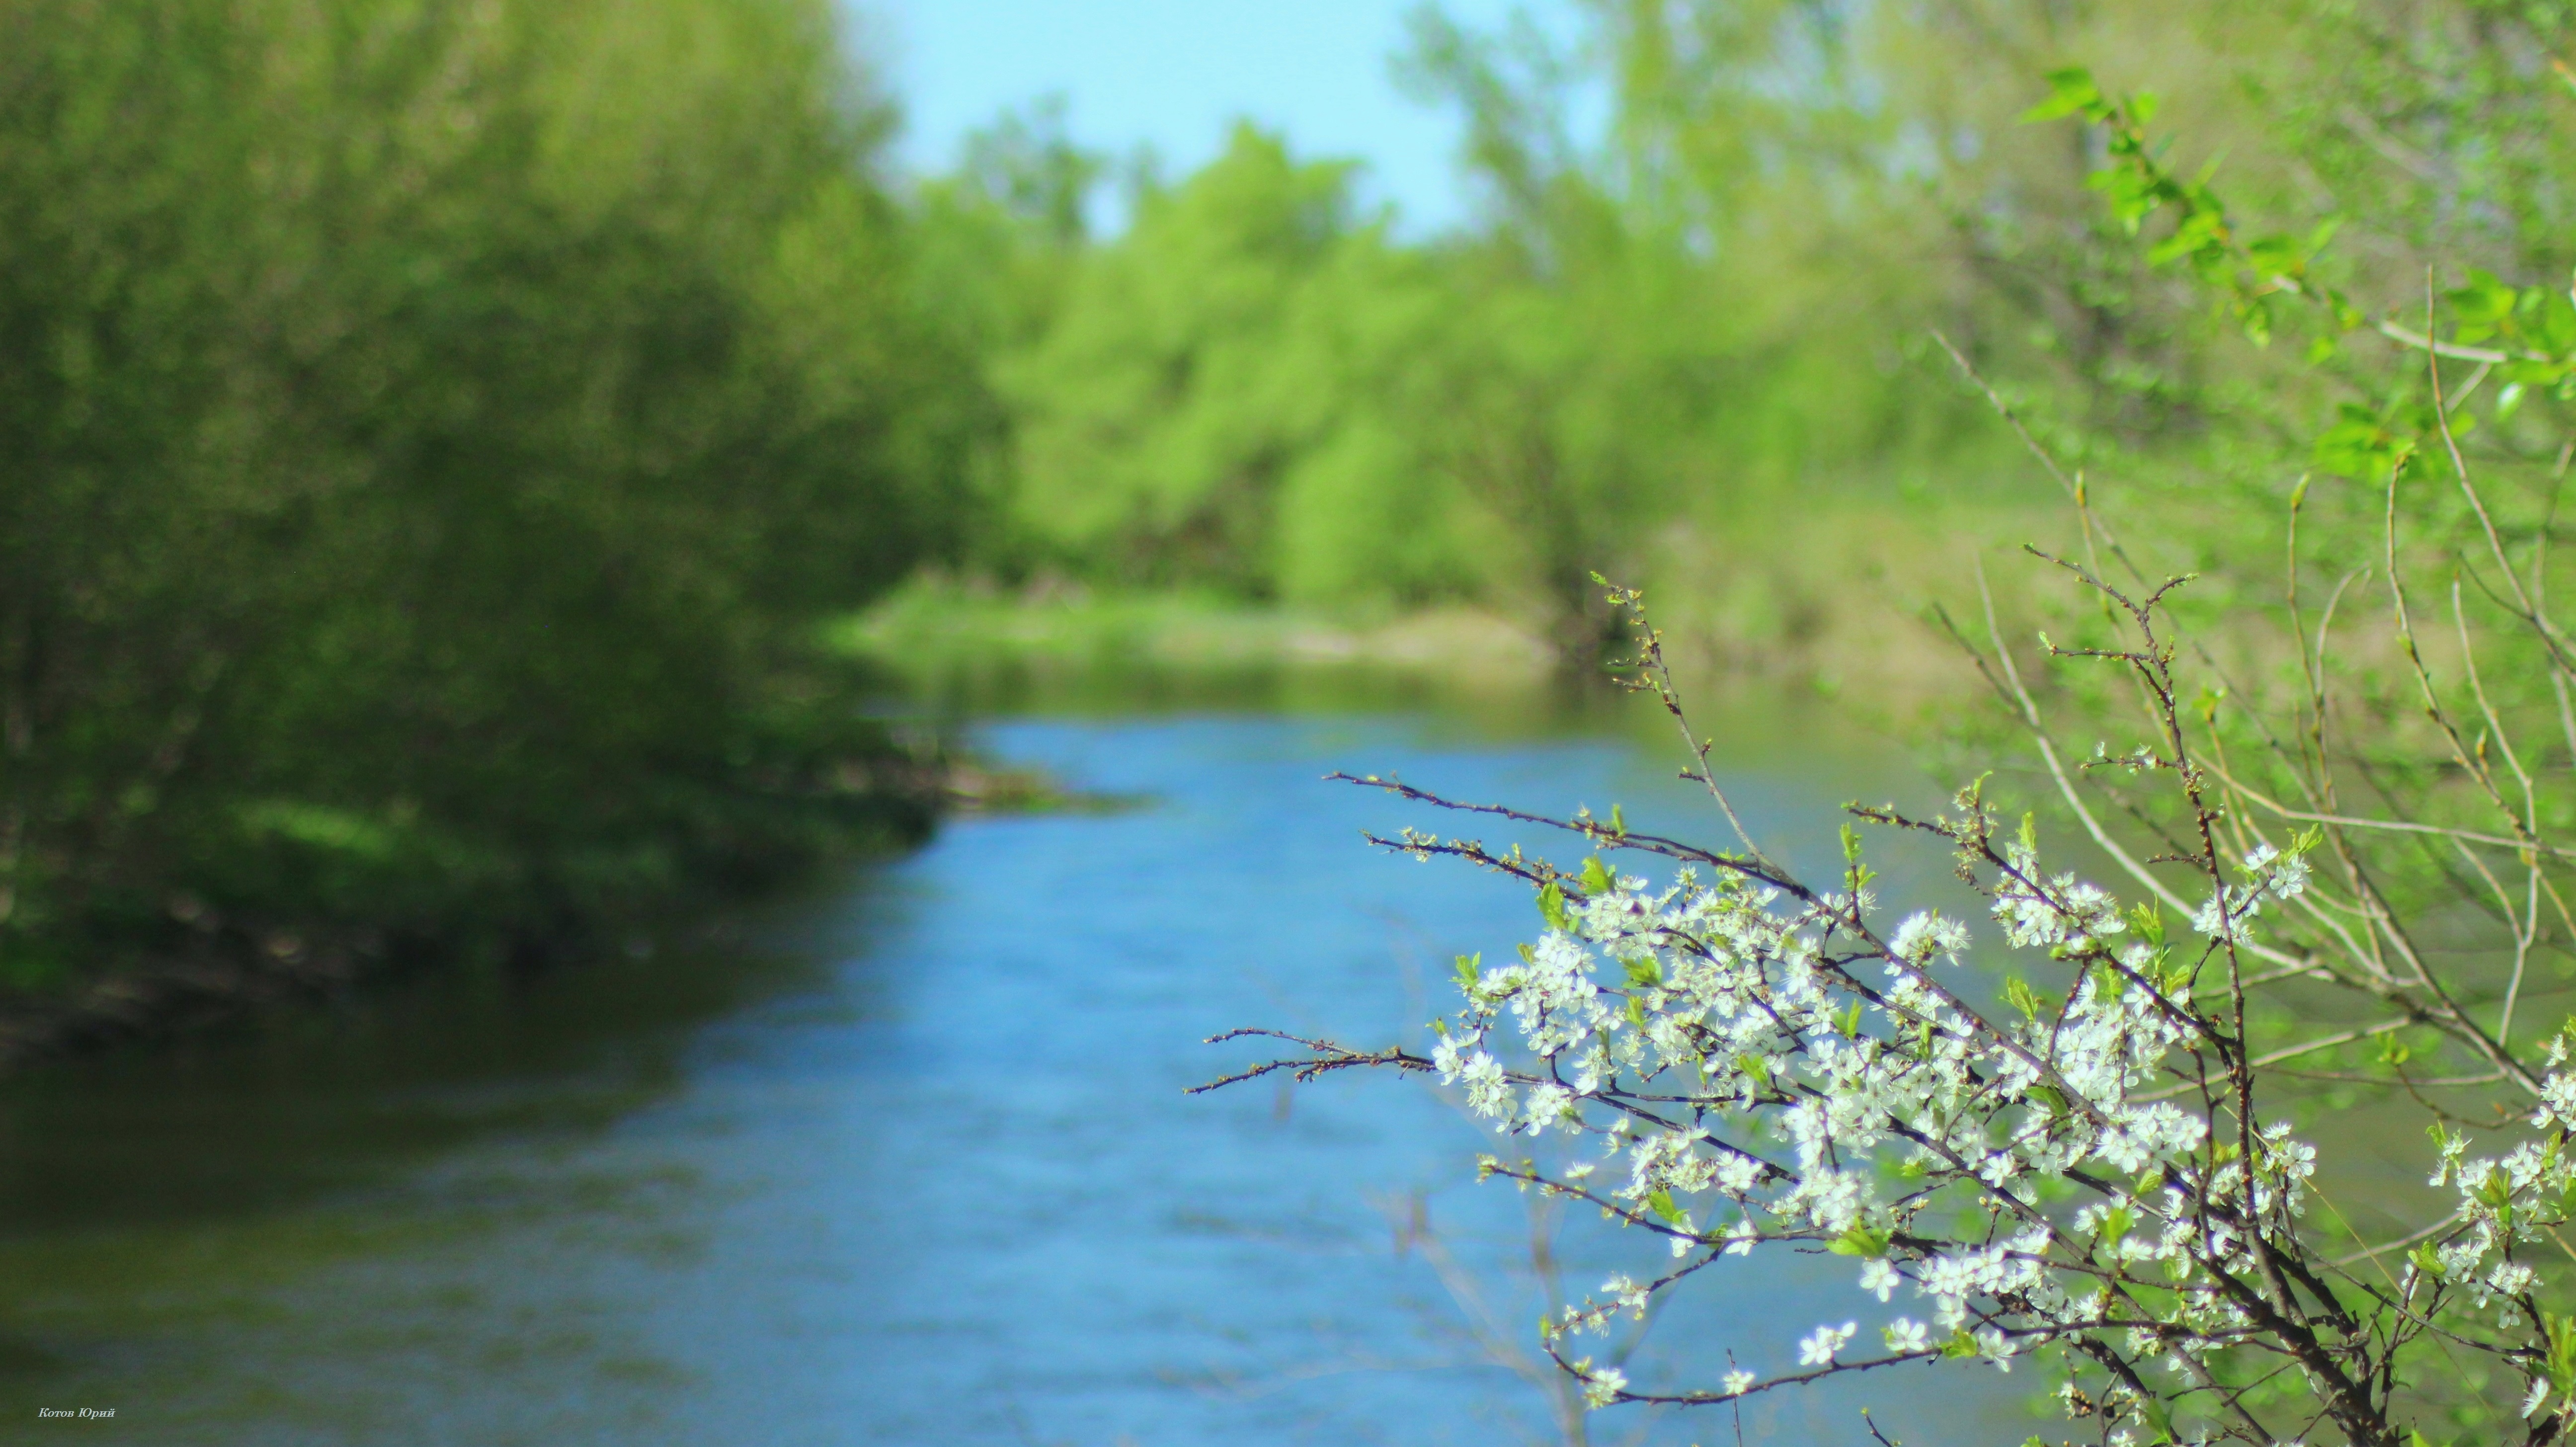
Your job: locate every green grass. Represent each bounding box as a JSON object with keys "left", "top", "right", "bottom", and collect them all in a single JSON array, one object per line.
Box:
[{"left": 827, "top": 577, "right": 1559, "bottom": 681}]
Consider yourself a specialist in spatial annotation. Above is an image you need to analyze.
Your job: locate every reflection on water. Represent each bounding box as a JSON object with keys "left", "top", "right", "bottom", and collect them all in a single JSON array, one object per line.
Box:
[{"left": 0, "top": 692, "right": 2035, "bottom": 1445}]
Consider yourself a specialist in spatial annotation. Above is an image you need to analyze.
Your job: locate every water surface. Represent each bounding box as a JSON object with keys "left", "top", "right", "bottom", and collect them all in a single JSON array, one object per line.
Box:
[{"left": 0, "top": 694, "right": 2034, "bottom": 1445}]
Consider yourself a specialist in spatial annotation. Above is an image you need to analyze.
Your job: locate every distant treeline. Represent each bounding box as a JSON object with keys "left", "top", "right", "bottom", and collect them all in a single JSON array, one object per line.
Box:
[
  {"left": 4, "top": 0, "right": 2570, "bottom": 1000},
  {"left": 927, "top": 0, "right": 2576, "bottom": 655},
  {"left": 0, "top": 0, "right": 978, "bottom": 994}
]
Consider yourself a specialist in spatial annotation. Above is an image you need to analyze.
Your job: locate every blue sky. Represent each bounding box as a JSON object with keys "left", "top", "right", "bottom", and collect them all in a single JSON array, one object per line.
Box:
[{"left": 862, "top": 0, "right": 1584, "bottom": 235}]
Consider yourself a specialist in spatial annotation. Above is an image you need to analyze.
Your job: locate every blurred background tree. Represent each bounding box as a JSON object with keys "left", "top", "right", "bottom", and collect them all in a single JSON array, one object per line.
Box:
[
  {"left": 925, "top": 0, "right": 2576, "bottom": 657},
  {"left": 0, "top": 0, "right": 975, "bottom": 989}
]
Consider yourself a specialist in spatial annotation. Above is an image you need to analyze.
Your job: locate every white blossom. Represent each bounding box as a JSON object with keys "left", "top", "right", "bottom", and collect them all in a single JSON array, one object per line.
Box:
[
  {"left": 1348, "top": 770, "right": 2499, "bottom": 1437},
  {"left": 1889, "top": 910, "right": 1970, "bottom": 965},
  {"left": 1798, "top": 1321, "right": 1857, "bottom": 1367},
  {"left": 1857, "top": 1257, "right": 1900, "bottom": 1302}
]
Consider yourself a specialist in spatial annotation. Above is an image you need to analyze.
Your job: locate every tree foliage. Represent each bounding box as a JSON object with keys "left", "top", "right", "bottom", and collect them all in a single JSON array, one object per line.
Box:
[
  {"left": 933, "top": 0, "right": 2576, "bottom": 662},
  {"left": 0, "top": 0, "right": 970, "bottom": 988}
]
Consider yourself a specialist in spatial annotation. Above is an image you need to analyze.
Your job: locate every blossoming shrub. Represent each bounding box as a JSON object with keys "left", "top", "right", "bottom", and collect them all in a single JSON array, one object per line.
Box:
[{"left": 1205, "top": 73, "right": 2576, "bottom": 1447}]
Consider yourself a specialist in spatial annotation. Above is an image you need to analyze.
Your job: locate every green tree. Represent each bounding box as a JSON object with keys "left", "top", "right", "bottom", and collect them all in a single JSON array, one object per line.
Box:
[
  {"left": 1000, "top": 125, "right": 1427, "bottom": 592},
  {"left": 0, "top": 0, "right": 971, "bottom": 988}
]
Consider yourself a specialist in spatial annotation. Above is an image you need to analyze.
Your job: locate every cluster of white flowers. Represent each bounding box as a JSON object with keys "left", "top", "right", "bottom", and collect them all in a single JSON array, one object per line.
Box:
[
  {"left": 1423, "top": 817, "right": 2386, "bottom": 1430},
  {"left": 1797, "top": 1320, "right": 1856, "bottom": 1366},
  {"left": 2416, "top": 1032, "right": 2576, "bottom": 1346},
  {"left": 1574, "top": 1360, "right": 1626, "bottom": 1408},
  {"left": 1272, "top": 553, "right": 2576, "bottom": 1446},
  {"left": 2186, "top": 841, "right": 2310, "bottom": 943}
]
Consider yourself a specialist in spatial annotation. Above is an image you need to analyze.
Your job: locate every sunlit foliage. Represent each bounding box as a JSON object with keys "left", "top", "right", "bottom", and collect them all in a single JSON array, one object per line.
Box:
[{"left": 935, "top": 0, "right": 2576, "bottom": 662}]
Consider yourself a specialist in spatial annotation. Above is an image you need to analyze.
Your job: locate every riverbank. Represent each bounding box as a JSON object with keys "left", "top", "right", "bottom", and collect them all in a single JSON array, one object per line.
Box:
[
  {"left": 0, "top": 747, "right": 1121, "bottom": 1075},
  {"left": 829, "top": 539, "right": 2011, "bottom": 711},
  {"left": 0, "top": 510, "right": 2024, "bottom": 1075},
  {"left": 830, "top": 579, "right": 1562, "bottom": 684}
]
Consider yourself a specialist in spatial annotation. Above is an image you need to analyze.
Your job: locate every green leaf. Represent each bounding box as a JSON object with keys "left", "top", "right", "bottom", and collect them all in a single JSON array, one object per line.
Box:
[
  {"left": 2245, "top": 233, "right": 2303, "bottom": 276},
  {"left": 2087, "top": 163, "right": 2163, "bottom": 234},
  {"left": 2447, "top": 268, "right": 2516, "bottom": 333},
  {"left": 1453, "top": 953, "right": 1482, "bottom": 992},
  {"left": 1828, "top": 1224, "right": 1892, "bottom": 1256},
  {"left": 2548, "top": 1311, "right": 2576, "bottom": 1380},
  {"left": 1581, "top": 857, "right": 1613, "bottom": 895},
  {"left": 2019, "top": 67, "right": 2102, "bottom": 123},
  {"left": 2005, "top": 975, "right": 2045, "bottom": 1021},
  {"left": 2313, "top": 403, "right": 2418, "bottom": 479},
  {"left": 2096, "top": 1205, "right": 2135, "bottom": 1249},
  {"left": 2146, "top": 208, "right": 2226, "bottom": 267},
  {"left": 1538, "top": 882, "right": 1571, "bottom": 933},
  {"left": 2478, "top": 1172, "right": 2515, "bottom": 1219},
  {"left": 2238, "top": 296, "right": 2273, "bottom": 348}
]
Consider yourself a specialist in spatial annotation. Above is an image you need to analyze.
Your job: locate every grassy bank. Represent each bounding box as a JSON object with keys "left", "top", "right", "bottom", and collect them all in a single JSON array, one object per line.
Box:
[
  {"left": 833, "top": 482, "right": 2056, "bottom": 711},
  {"left": 833, "top": 576, "right": 1556, "bottom": 682},
  {"left": 0, "top": 686, "right": 947, "bottom": 1069}
]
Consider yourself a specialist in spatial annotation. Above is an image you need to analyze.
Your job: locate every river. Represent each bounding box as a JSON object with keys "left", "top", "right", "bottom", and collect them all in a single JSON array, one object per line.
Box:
[{"left": 0, "top": 682, "right": 2037, "bottom": 1445}]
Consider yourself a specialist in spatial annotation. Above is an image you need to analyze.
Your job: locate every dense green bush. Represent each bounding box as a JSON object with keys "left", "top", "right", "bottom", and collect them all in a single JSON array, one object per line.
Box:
[{"left": 0, "top": 0, "right": 970, "bottom": 988}]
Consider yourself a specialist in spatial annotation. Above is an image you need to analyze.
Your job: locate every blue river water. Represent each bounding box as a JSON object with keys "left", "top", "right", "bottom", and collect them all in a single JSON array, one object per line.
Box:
[{"left": 0, "top": 704, "right": 2035, "bottom": 1445}]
